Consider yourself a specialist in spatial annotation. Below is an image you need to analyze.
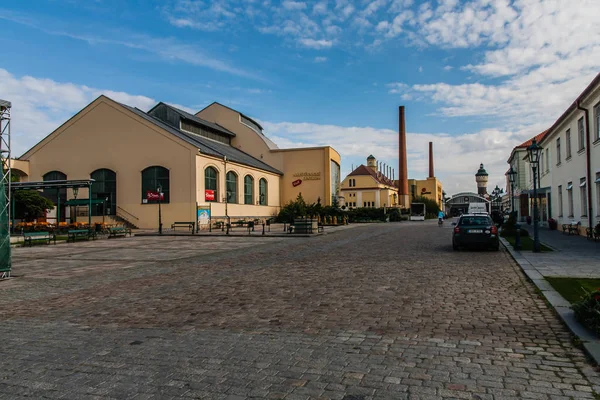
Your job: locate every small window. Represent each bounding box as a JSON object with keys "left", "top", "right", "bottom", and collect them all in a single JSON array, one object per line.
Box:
[
  {"left": 142, "top": 166, "right": 169, "bottom": 203},
  {"left": 580, "top": 177, "right": 587, "bottom": 217},
  {"left": 226, "top": 171, "right": 238, "bottom": 204},
  {"left": 567, "top": 182, "right": 574, "bottom": 217},
  {"left": 205, "top": 167, "right": 218, "bottom": 202},
  {"left": 595, "top": 103, "right": 600, "bottom": 142},
  {"left": 596, "top": 172, "right": 600, "bottom": 216},
  {"left": 566, "top": 129, "right": 572, "bottom": 158},
  {"left": 556, "top": 138, "right": 561, "bottom": 164},
  {"left": 244, "top": 175, "right": 254, "bottom": 205},
  {"left": 259, "top": 178, "right": 268, "bottom": 205},
  {"left": 557, "top": 185, "right": 563, "bottom": 217},
  {"left": 578, "top": 117, "right": 585, "bottom": 151}
]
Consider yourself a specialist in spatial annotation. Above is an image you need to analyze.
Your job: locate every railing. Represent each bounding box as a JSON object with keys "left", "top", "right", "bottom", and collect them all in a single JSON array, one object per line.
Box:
[{"left": 116, "top": 206, "right": 139, "bottom": 229}]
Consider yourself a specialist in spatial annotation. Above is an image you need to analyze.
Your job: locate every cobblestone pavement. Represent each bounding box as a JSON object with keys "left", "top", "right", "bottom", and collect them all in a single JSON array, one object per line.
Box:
[{"left": 1, "top": 222, "right": 600, "bottom": 399}]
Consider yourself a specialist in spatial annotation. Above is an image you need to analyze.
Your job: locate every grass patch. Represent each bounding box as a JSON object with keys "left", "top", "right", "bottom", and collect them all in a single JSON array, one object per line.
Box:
[
  {"left": 504, "top": 235, "right": 552, "bottom": 251},
  {"left": 546, "top": 277, "right": 600, "bottom": 303}
]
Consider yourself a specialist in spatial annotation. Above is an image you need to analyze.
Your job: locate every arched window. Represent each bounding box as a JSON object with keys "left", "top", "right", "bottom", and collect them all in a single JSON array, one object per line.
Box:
[
  {"left": 244, "top": 175, "right": 254, "bottom": 205},
  {"left": 226, "top": 171, "right": 238, "bottom": 204},
  {"left": 91, "top": 169, "right": 116, "bottom": 216},
  {"left": 142, "top": 166, "right": 169, "bottom": 203},
  {"left": 204, "top": 167, "right": 218, "bottom": 202},
  {"left": 43, "top": 170, "right": 67, "bottom": 222},
  {"left": 259, "top": 178, "right": 267, "bottom": 206}
]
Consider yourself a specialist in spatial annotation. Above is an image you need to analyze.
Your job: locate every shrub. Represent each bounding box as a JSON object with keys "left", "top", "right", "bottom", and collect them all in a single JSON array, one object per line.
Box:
[
  {"left": 573, "top": 288, "right": 600, "bottom": 336},
  {"left": 412, "top": 196, "right": 441, "bottom": 216}
]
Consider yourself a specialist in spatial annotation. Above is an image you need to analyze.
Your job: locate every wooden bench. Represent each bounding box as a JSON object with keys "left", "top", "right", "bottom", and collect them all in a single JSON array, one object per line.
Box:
[
  {"left": 108, "top": 227, "right": 131, "bottom": 238},
  {"left": 67, "top": 229, "right": 91, "bottom": 243},
  {"left": 317, "top": 223, "right": 324, "bottom": 233},
  {"left": 23, "top": 232, "right": 55, "bottom": 247},
  {"left": 586, "top": 226, "right": 600, "bottom": 241},
  {"left": 171, "top": 221, "right": 195, "bottom": 233},
  {"left": 562, "top": 221, "right": 581, "bottom": 235}
]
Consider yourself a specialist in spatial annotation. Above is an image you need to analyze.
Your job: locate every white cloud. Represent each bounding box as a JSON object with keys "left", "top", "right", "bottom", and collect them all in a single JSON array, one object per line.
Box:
[
  {"left": 443, "top": 65, "right": 452, "bottom": 71},
  {"left": 282, "top": 1, "right": 307, "bottom": 10},
  {"left": 314, "top": 56, "right": 328, "bottom": 63},
  {"left": 299, "top": 38, "right": 333, "bottom": 49}
]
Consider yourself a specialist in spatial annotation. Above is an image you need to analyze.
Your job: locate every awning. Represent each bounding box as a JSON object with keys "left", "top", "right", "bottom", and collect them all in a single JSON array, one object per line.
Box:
[
  {"left": 64, "top": 198, "right": 105, "bottom": 206},
  {"left": 521, "top": 186, "right": 551, "bottom": 196}
]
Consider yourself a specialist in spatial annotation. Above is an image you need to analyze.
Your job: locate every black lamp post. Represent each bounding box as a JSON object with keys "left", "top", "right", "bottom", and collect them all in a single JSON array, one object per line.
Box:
[
  {"left": 223, "top": 156, "right": 230, "bottom": 235},
  {"left": 72, "top": 187, "right": 79, "bottom": 224},
  {"left": 157, "top": 184, "right": 163, "bottom": 235},
  {"left": 527, "top": 138, "right": 542, "bottom": 253},
  {"left": 506, "top": 166, "right": 517, "bottom": 216}
]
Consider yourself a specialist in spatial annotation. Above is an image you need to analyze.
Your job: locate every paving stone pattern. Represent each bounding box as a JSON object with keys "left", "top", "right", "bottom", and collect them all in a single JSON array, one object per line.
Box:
[{"left": 1, "top": 222, "right": 600, "bottom": 399}]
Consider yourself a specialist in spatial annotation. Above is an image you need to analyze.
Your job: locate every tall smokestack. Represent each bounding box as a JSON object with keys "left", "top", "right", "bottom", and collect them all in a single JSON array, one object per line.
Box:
[
  {"left": 429, "top": 141, "right": 434, "bottom": 178},
  {"left": 399, "top": 106, "right": 409, "bottom": 203}
]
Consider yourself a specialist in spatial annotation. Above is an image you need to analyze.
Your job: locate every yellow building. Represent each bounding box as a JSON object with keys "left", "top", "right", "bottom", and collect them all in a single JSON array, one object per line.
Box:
[
  {"left": 340, "top": 155, "right": 399, "bottom": 208},
  {"left": 408, "top": 178, "right": 444, "bottom": 210},
  {"left": 12, "top": 96, "right": 341, "bottom": 229}
]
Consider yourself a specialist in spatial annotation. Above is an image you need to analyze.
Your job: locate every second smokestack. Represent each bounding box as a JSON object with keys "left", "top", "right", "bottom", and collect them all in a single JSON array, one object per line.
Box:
[{"left": 429, "top": 141, "right": 434, "bottom": 178}]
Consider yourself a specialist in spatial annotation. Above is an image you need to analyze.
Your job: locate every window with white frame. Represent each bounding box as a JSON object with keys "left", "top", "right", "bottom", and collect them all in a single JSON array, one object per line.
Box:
[
  {"left": 566, "top": 129, "right": 572, "bottom": 158},
  {"left": 578, "top": 117, "right": 585, "bottom": 151},
  {"left": 595, "top": 103, "right": 600, "bottom": 142},
  {"left": 558, "top": 185, "right": 563, "bottom": 217},
  {"left": 596, "top": 172, "right": 600, "bottom": 216},
  {"left": 545, "top": 148, "right": 549, "bottom": 172},
  {"left": 556, "top": 138, "right": 561, "bottom": 164},
  {"left": 580, "top": 178, "right": 587, "bottom": 217},
  {"left": 567, "top": 182, "right": 573, "bottom": 217}
]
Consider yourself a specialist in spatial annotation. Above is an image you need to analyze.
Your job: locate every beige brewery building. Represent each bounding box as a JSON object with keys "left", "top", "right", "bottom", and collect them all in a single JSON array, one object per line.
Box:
[{"left": 10, "top": 96, "right": 341, "bottom": 229}]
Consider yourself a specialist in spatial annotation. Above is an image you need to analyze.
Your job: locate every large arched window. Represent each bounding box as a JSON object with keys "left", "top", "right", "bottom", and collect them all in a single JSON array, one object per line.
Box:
[
  {"left": 91, "top": 169, "right": 116, "bottom": 216},
  {"left": 142, "top": 166, "right": 169, "bottom": 203},
  {"left": 244, "top": 175, "right": 254, "bottom": 205},
  {"left": 259, "top": 178, "right": 268, "bottom": 206},
  {"left": 43, "top": 171, "right": 67, "bottom": 222},
  {"left": 226, "top": 171, "right": 238, "bottom": 204},
  {"left": 204, "top": 167, "right": 218, "bottom": 202}
]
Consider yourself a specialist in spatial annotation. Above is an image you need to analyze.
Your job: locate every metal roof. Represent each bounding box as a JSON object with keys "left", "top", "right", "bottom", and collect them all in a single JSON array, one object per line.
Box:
[
  {"left": 151, "top": 102, "right": 236, "bottom": 137},
  {"left": 122, "top": 105, "right": 283, "bottom": 175}
]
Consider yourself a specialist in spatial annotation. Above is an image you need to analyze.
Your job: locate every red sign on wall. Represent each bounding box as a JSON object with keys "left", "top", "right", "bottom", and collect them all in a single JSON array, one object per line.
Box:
[
  {"left": 146, "top": 191, "right": 164, "bottom": 201},
  {"left": 292, "top": 179, "right": 302, "bottom": 187},
  {"left": 205, "top": 189, "right": 215, "bottom": 201}
]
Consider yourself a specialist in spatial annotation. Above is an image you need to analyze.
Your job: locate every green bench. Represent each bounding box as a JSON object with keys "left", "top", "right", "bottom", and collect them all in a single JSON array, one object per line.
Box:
[
  {"left": 109, "top": 226, "right": 131, "bottom": 238},
  {"left": 171, "top": 221, "right": 195, "bottom": 233},
  {"left": 23, "top": 232, "right": 56, "bottom": 246},
  {"left": 67, "top": 229, "right": 92, "bottom": 243}
]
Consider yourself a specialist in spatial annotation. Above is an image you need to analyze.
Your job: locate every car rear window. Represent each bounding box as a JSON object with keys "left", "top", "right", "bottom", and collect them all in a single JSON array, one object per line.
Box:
[{"left": 459, "top": 216, "right": 492, "bottom": 226}]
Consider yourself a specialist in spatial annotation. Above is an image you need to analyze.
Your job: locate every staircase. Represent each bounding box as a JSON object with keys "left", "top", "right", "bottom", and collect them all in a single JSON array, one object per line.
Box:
[{"left": 108, "top": 206, "right": 140, "bottom": 229}]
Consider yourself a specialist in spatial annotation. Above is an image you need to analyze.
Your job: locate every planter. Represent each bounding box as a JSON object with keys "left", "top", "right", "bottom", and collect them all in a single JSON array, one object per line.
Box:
[{"left": 294, "top": 218, "right": 318, "bottom": 234}]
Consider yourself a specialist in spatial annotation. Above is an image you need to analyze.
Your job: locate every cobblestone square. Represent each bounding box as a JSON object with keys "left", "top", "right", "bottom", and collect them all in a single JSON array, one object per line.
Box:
[{"left": 1, "top": 222, "right": 599, "bottom": 399}]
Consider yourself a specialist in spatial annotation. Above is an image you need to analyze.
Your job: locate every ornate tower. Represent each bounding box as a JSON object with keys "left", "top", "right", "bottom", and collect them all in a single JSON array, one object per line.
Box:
[
  {"left": 475, "top": 163, "right": 488, "bottom": 196},
  {"left": 367, "top": 155, "right": 377, "bottom": 172}
]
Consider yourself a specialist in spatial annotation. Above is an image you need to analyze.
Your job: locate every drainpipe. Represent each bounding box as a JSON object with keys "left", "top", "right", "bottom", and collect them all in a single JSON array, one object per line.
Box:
[{"left": 576, "top": 101, "right": 593, "bottom": 230}]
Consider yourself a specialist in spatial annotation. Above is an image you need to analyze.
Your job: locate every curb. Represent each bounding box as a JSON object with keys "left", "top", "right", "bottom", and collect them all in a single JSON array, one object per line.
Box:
[{"left": 500, "top": 237, "right": 600, "bottom": 365}]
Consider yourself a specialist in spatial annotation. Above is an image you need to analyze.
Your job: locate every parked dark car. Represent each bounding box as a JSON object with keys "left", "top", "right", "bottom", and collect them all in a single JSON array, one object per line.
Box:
[{"left": 452, "top": 214, "right": 499, "bottom": 251}]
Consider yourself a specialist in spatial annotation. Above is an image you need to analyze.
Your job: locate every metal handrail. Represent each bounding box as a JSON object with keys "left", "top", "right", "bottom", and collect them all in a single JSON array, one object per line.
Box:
[{"left": 116, "top": 205, "right": 139, "bottom": 220}]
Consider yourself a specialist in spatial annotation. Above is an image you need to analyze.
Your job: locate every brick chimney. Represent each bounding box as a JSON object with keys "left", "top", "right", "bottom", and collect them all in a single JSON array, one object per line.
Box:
[
  {"left": 398, "top": 106, "right": 409, "bottom": 206},
  {"left": 429, "top": 141, "right": 434, "bottom": 178}
]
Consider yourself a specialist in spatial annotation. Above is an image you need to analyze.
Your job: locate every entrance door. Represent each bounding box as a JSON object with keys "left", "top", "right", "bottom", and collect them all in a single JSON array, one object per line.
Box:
[{"left": 90, "top": 169, "right": 116, "bottom": 217}]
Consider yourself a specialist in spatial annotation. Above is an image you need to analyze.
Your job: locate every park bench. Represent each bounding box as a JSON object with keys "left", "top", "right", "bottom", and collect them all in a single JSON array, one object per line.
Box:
[
  {"left": 317, "top": 222, "right": 325, "bottom": 233},
  {"left": 586, "top": 226, "right": 600, "bottom": 241},
  {"left": 171, "top": 221, "right": 195, "bottom": 233},
  {"left": 562, "top": 221, "right": 581, "bottom": 235},
  {"left": 23, "top": 231, "right": 55, "bottom": 247},
  {"left": 67, "top": 229, "right": 91, "bottom": 243},
  {"left": 108, "top": 226, "right": 131, "bottom": 238}
]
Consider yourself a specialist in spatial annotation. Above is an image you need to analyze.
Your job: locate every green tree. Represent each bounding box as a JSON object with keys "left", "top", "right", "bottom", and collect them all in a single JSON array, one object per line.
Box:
[
  {"left": 13, "top": 190, "right": 54, "bottom": 221},
  {"left": 412, "top": 196, "right": 441, "bottom": 217}
]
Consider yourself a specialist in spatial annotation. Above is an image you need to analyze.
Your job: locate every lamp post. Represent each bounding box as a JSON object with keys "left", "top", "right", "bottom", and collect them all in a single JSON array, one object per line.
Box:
[
  {"left": 223, "top": 156, "right": 229, "bottom": 235},
  {"left": 72, "top": 187, "right": 79, "bottom": 224},
  {"left": 527, "top": 138, "right": 542, "bottom": 253},
  {"left": 157, "top": 184, "right": 163, "bottom": 235},
  {"left": 506, "top": 166, "right": 517, "bottom": 216}
]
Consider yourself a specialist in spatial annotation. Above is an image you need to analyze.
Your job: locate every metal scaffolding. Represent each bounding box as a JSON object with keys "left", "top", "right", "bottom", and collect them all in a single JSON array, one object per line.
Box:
[{"left": 0, "top": 99, "right": 11, "bottom": 278}]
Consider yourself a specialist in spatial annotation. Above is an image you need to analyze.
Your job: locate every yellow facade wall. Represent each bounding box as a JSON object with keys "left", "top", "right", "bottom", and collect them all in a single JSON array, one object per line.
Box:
[
  {"left": 195, "top": 155, "right": 280, "bottom": 218},
  {"left": 414, "top": 177, "right": 444, "bottom": 209},
  {"left": 273, "top": 147, "right": 340, "bottom": 206},
  {"left": 20, "top": 97, "right": 198, "bottom": 229},
  {"left": 341, "top": 171, "right": 399, "bottom": 208}
]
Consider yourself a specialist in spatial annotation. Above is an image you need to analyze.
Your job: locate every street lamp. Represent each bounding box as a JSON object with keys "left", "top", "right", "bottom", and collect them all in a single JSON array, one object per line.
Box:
[
  {"left": 157, "top": 184, "right": 163, "bottom": 235},
  {"left": 506, "top": 166, "right": 517, "bottom": 216},
  {"left": 72, "top": 187, "right": 79, "bottom": 223},
  {"left": 527, "top": 138, "right": 542, "bottom": 252},
  {"left": 223, "top": 156, "right": 229, "bottom": 235}
]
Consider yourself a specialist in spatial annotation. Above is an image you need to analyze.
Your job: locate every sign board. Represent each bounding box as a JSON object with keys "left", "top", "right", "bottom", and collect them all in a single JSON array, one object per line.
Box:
[
  {"left": 197, "top": 205, "right": 211, "bottom": 230},
  {"left": 146, "top": 191, "right": 164, "bottom": 201},
  {"left": 468, "top": 203, "right": 487, "bottom": 214},
  {"left": 292, "top": 179, "right": 302, "bottom": 187},
  {"left": 292, "top": 172, "right": 321, "bottom": 180},
  {"left": 205, "top": 189, "right": 215, "bottom": 201}
]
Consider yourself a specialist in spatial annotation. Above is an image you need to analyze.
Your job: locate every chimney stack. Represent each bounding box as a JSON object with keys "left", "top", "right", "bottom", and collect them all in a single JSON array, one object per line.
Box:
[
  {"left": 429, "top": 141, "right": 434, "bottom": 178},
  {"left": 398, "top": 106, "right": 409, "bottom": 204}
]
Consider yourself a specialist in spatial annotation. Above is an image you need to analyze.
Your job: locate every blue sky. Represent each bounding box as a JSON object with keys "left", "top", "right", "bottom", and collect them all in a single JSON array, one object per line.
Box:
[{"left": 1, "top": 0, "right": 599, "bottom": 193}]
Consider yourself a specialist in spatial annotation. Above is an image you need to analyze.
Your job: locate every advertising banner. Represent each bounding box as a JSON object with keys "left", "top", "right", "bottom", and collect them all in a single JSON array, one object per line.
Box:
[
  {"left": 197, "top": 205, "right": 211, "bottom": 230},
  {"left": 205, "top": 189, "right": 215, "bottom": 201},
  {"left": 146, "top": 191, "right": 164, "bottom": 201}
]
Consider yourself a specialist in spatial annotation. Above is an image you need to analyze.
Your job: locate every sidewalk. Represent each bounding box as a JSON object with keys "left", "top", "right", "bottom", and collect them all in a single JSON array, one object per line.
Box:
[
  {"left": 501, "top": 224, "right": 600, "bottom": 364},
  {"left": 520, "top": 223, "right": 600, "bottom": 278}
]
